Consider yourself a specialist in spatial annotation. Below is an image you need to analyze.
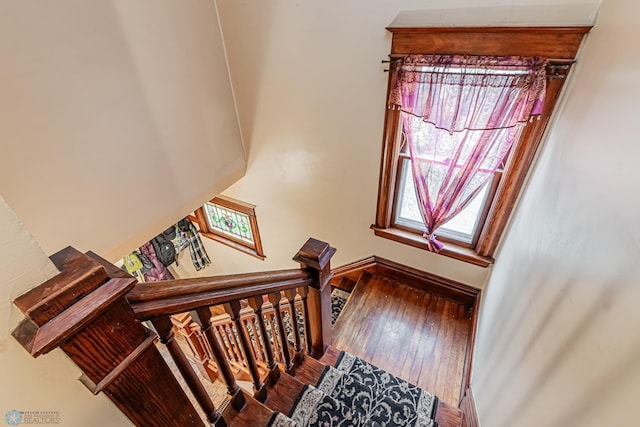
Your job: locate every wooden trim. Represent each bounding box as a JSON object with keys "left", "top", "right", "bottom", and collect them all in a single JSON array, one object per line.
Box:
[
  {"left": 460, "top": 292, "right": 482, "bottom": 404},
  {"left": 387, "top": 26, "right": 592, "bottom": 58},
  {"left": 373, "top": 256, "right": 479, "bottom": 307},
  {"left": 371, "top": 226, "right": 493, "bottom": 267},
  {"left": 460, "top": 387, "right": 480, "bottom": 427},
  {"left": 200, "top": 230, "right": 266, "bottom": 260},
  {"left": 331, "top": 255, "right": 480, "bottom": 307},
  {"left": 331, "top": 256, "right": 377, "bottom": 282},
  {"left": 475, "top": 76, "right": 566, "bottom": 257},
  {"left": 14, "top": 247, "right": 110, "bottom": 326},
  {"left": 374, "top": 26, "right": 591, "bottom": 263},
  {"left": 211, "top": 195, "right": 256, "bottom": 216},
  {"left": 375, "top": 63, "right": 402, "bottom": 228},
  {"left": 80, "top": 334, "right": 158, "bottom": 394},
  {"left": 126, "top": 268, "right": 315, "bottom": 319},
  {"left": 194, "top": 195, "right": 266, "bottom": 259},
  {"left": 12, "top": 277, "right": 136, "bottom": 357}
]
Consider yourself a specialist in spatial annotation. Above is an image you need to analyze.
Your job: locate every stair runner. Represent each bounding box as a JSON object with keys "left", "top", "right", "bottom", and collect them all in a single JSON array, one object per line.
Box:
[{"left": 267, "top": 351, "right": 439, "bottom": 427}]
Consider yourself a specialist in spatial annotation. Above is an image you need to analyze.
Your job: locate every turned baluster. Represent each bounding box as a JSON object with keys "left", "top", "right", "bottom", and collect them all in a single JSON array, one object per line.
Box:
[
  {"left": 190, "top": 308, "right": 246, "bottom": 410},
  {"left": 151, "top": 316, "right": 226, "bottom": 427},
  {"left": 298, "top": 286, "right": 314, "bottom": 355},
  {"left": 243, "top": 316, "right": 263, "bottom": 363},
  {"left": 247, "top": 296, "right": 280, "bottom": 384},
  {"left": 284, "top": 289, "right": 305, "bottom": 364},
  {"left": 224, "top": 301, "right": 267, "bottom": 402},
  {"left": 213, "top": 324, "right": 234, "bottom": 362},
  {"left": 268, "top": 292, "right": 294, "bottom": 375},
  {"left": 224, "top": 323, "right": 243, "bottom": 363},
  {"left": 264, "top": 307, "right": 283, "bottom": 362}
]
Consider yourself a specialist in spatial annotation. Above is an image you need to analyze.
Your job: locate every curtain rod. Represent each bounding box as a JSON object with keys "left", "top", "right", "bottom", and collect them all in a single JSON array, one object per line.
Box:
[
  {"left": 382, "top": 57, "right": 576, "bottom": 64},
  {"left": 381, "top": 57, "right": 575, "bottom": 78}
]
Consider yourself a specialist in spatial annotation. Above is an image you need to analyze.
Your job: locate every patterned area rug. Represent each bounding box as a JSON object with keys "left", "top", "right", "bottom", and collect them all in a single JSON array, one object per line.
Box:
[
  {"left": 267, "top": 351, "right": 439, "bottom": 427},
  {"left": 331, "top": 288, "right": 351, "bottom": 325}
]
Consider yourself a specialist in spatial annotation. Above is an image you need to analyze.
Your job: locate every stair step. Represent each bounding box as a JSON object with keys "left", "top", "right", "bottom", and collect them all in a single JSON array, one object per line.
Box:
[
  {"left": 263, "top": 370, "right": 307, "bottom": 416},
  {"left": 316, "top": 365, "right": 437, "bottom": 427},
  {"left": 221, "top": 390, "right": 275, "bottom": 427},
  {"left": 287, "top": 384, "right": 363, "bottom": 427},
  {"left": 293, "top": 354, "right": 327, "bottom": 386},
  {"left": 266, "top": 412, "right": 298, "bottom": 427},
  {"left": 332, "top": 351, "right": 439, "bottom": 421}
]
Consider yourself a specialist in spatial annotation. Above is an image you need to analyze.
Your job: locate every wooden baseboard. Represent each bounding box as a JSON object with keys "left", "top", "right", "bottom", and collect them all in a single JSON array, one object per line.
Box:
[
  {"left": 332, "top": 255, "right": 479, "bottom": 308},
  {"left": 372, "top": 256, "right": 479, "bottom": 308},
  {"left": 460, "top": 387, "right": 480, "bottom": 427},
  {"left": 330, "top": 256, "right": 377, "bottom": 284}
]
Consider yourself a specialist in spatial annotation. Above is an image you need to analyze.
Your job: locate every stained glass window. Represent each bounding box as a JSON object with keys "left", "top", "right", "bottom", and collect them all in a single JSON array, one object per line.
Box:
[
  {"left": 204, "top": 202, "right": 255, "bottom": 244},
  {"left": 194, "top": 196, "right": 265, "bottom": 259}
]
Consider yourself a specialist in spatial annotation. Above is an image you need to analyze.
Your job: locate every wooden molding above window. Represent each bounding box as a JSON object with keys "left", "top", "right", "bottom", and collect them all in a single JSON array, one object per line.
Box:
[
  {"left": 373, "top": 26, "right": 591, "bottom": 266},
  {"left": 193, "top": 195, "right": 265, "bottom": 260}
]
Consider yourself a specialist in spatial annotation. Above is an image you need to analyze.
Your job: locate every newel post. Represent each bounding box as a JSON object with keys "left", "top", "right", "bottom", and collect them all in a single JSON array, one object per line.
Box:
[
  {"left": 293, "top": 238, "right": 336, "bottom": 357},
  {"left": 11, "top": 248, "right": 205, "bottom": 427}
]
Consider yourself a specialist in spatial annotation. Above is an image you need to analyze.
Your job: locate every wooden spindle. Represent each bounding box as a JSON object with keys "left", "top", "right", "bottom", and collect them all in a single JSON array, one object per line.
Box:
[
  {"left": 243, "top": 317, "right": 262, "bottom": 362},
  {"left": 284, "top": 289, "right": 304, "bottom": 364},
  {"left": 298, "top": 286, "right": 314, "bottom": 355},
  {"left": 247, "top": 296, "right": 280, "bottom": 384},
  {"left": 213, "top": 325, "right": 233, "bottom": 362},
  {"left": 268, "top": 292, "right": 294, "bottom": 375},
  {"left": 264, "top": 308, "right": 283, "bottom": 362},
  {"left": 224, "top": 301, "right": 267, "bottom": 402},
  {"left": 190, "top": 308, "right": 246, "bottom": 411},
  {"left": 225, "top": 324, "right": 243, "bottom": 363},
  {"left": 152, "top": 316, "right": 226, "bottom": 427}
]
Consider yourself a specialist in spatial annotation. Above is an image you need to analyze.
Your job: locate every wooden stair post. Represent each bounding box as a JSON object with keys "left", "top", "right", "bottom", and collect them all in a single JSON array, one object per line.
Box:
[
  {"left": 11, "top": 248, "right": 206, "bottom": 427},
  {"left": 293, "top": 238, "right": 336, "bottom": 357}
]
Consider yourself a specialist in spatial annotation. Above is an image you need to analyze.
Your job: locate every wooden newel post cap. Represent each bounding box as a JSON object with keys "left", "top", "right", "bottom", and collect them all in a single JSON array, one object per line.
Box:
[{"left": 292, "top": 238, "right": 336, "bottom": 270}]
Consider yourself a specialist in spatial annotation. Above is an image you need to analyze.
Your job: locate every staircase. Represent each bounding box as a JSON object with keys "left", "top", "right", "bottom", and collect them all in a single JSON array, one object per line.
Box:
[
  {"left": 219, "top": 271, "right": 465, "bottom": 427},
  {"left": 11, "top": 239, "right": 470, "bottom": 427}
]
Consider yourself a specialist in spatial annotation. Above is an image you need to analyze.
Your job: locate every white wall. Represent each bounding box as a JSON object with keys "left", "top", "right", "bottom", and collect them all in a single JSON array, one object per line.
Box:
[
  {"left": 0, "top": 0, "right": 245, "bottom": 262},
  {"left": 472, "top": 0, "right": 640, "bottom": 425},
  {"left": 0, "top": 196, "right": 132, "bottom": 426},
  {"left": 207, "top": 0, "right": 598, "bottom": 286}
]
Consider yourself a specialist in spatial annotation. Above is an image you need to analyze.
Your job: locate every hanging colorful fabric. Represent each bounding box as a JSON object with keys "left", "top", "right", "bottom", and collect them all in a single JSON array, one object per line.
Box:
[{"left": 123, "top": 253, "right": 144, "bottom": 274}]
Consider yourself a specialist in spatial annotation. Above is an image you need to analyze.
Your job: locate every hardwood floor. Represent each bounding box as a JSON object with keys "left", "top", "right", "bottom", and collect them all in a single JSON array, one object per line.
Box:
[{"left": 331, "top": 272, "right": 473, "bottom": 407}]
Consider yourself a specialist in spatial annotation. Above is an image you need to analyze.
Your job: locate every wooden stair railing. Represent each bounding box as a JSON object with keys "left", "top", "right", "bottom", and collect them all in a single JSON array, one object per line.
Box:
[
  {"left": 176, "top": 297, "right": 307, "bottom": 386},
  {"left": 11, "top": 237, "right": 336, "bottom": 427}
]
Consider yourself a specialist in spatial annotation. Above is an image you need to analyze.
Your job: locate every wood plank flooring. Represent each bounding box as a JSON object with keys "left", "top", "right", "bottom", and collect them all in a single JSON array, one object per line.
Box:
[{"left": 331, "top": 272, "right": 473, "bottom": 407}]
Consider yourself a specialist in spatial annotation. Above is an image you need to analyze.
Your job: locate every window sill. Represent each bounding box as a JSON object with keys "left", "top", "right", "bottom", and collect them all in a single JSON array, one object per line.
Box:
[
  {"left": 370, "top": 225, "right": 493, "bottom": 267},
  {"left": 200, "top": 231, "right": 266, "bottom": 260}
]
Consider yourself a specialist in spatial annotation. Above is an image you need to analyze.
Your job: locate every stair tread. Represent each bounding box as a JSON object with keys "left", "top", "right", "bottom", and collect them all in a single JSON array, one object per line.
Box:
[
  {"left": 293, "top": 354, "right": 327, "bottom": 386},
  {"left": 316, "top": 365, "right": 438, "bottom": 426},
  {"left": 221, "top": 390, "right": 275, "bottom": 427},
  {"left": 289, "top": 384, "right": 364, "bottom": 427},
  {"left": 263, "top": 371, "right": 307, "bottom": 416},
  {"left": 332, "top": 351, "right": 438, "bottom": 419},
  {"left": 266, "top": 412, "right": 298, "bottom": 427}
]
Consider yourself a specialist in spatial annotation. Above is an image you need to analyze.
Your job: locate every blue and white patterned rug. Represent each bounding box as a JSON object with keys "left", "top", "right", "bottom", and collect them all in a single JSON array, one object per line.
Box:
[
  {"left": 331, "top": 288, "right": 351, "bottom": 325},
  {"left": 267, "top": 351, "right": 439, "bottom": 427}
]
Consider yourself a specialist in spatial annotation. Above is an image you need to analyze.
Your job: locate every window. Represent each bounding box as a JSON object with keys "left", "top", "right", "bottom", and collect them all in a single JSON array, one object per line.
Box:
[
  {"left": 373, "top": 26, "right": 590, "bottom": 266},
  {"left": 394, "top": 136, "right": 500, "bottom": 246},
  {"left": 193, "top": 195, "right": 265, "bottom": 259}
]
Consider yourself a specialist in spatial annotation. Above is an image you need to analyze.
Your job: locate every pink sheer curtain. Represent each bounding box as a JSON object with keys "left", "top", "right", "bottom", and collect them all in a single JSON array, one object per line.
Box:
[{"left": 389, "top": 55, "right": 547, "bottom": 252}]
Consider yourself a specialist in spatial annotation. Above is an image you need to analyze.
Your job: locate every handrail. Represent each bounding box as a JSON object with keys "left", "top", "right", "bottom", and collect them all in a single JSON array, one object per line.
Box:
[
  {"left": 127, "top": 268, "right": 315, "bottom": 320},
  {"left": 127, "top": 268, "right": 312, "bottom": 301}
]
